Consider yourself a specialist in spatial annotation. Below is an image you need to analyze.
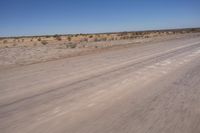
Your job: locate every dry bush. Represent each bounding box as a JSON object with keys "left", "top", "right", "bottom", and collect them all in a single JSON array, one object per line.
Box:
[
  {"left": 135, "top": 32, "right": 141, "bottom": 35},
  {"left": 13, "top": 43, "right": 17, "bottom": 47},
  {"left": 120, "top": 36, "right": 127, "bottom": 40},
  {"left": 128, "top": 35, "right": 135, "bottom": 39},
  {"left": 93, "top": 37, "right": 99, "bottom": 42},
  {"left": 85, "top": 38, "right": 89, "bottom": 42},
  {"left": 66, "top": 43, "right": 77, "bottom": 48},
  {"left": 41, "top": 40, "right": 48, "bottom": 45},
  {"left": 107, "top": 37, "right": 114, "bottom": 41},
  {"left": 56, "top": 36, "right": 62, "bottom": 41},
  {"left": 38, "top": 38, "right": 41, "bottom": 41},
  {"left": 74, "top": 34, "right": 79, "bottom": 37},
  {"left": 81, "top": 38, "right": 88, "bottom": 42},
  {"left": 89, "top": 35, "right": 93, "bottom": 38},
  {"left": 3, "top": 40, "right": 8, "bottom": 44},
  {"left": 67, "top": 36, "right": 72, "bottom": 41},
  {"left": 101, "top": 37, "right": 107, "bottom": 41},
  {"left": 45, "top": 36, "right": 50, "bottom": 38}
]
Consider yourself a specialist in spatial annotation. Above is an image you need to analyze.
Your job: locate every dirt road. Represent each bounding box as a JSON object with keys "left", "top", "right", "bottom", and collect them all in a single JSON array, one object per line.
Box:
[{"left": 0, "top": 35, "right": 200, "bottom": 133}]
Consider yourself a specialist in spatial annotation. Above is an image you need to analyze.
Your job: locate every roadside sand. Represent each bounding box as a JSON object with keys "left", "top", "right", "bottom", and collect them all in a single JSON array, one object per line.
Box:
[{"left": 0, "top": 33, "right": 199, "bottom": 69}]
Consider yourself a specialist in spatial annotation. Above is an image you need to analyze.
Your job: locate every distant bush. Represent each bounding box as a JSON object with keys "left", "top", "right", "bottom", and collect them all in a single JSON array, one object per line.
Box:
[
  {"left": 94, "top": 37, "right": 99, "bottom": 42},
  {"left": 82, "top": 38, "right": 88, "bottom": 42},
  {"left": 45, "top": 36, "right": 50, "bottom": 38},
  {"left": 53, "top": 35, "right": 62, "bottom": 41},
  {"left": 41, "top": 40, "right": 48, "bottom": 45},
  {"left": 120, "top": 36, "right": 126, "bottom": 40},
  {"left": 56, "top": 36, "right": 62, "bottom": 41},
  {"left": 135, "top": 32, "right": 141, "bottom": 35},
  {"left": 3, "top": 40, "right": 8, "bottom": 44},
  {"left": 70, "top": 44, "right": 77, "bottom": 48},
  {"left": 66, "top": 43, "right": 77, "bottom": 48},
  {"left": 74, "top": 34, "right": 79, "bottom": 37},
  {"left": 38, "top": 38, "right": 41, "bottom": 41},
  {"left": 109, "top": 37, "right": 115, "bottom": 41},
  {"left": 89, "top": 35, "right": 93, "bottom": 38},
  {"left": 100, "top": 37, "right": 107, "bottom": 41},
  {"left": 13, "top": 43, "right": 17, "bottom": 47},
  {"left": 67, "top": 36, "right": 71, "bottom": 41}
]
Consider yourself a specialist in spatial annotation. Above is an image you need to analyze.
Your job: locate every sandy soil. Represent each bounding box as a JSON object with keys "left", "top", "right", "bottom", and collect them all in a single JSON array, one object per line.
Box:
[
  {"left": 0, "top": 34, "right": 200, "bottom": 133},
  {"left": 0, "top": 33, "right": 200, "bottom": 69}
]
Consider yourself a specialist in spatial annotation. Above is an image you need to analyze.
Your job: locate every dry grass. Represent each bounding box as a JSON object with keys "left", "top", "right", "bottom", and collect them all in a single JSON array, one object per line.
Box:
[{"left": 0, "top": 28, "right": 199, "bottom": 48}]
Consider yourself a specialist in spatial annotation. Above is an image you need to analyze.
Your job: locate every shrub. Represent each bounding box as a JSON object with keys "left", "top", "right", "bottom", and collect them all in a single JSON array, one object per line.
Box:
[
  {"left": 41, "top": 40, "right": 48, "bottom": 45},
  {"left": 89, "top": 35, "right": 93, "bottom": 38},
  {"left": 3, "top": 40, "right": 8, "bottom": 44},
  {"left": 101, "top": 37, "right": 107, "bottom": 41},
  {"left": 74, "top": 34, "right": 79, "bottom": 37},
  {"left": 53, "top": 35, "right": 62, "bottom": 41},
  {"left": 13, "top": 43, "right": 17, "bottom": 47},
  {"left": 82, "top": 38, "right": 88, "bottom": 42},
  {"left": 94, "top": 37, "right": 99, "bottom": 42},
  {"left": 45, "top": 36, "right": 50, "bottom": 38},
  {"left": 38, "top": 38, "right": 41, "bottom": 41},
  {"left": 56, "top": 36, "right": 62, "bottom": 41},
  {"left": 109, "top": 37, "right": 115, "bottom": 41},
  {"left": 67, "top": 36, "right": 71, "bottom": 41},
  {"left": 66, "top": 43, "right": 77, "bottom": 48}
]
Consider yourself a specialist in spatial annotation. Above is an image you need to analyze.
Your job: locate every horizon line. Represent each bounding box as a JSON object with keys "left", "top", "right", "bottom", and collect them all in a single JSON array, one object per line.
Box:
[{"left": 1, "top": 27, "right": 200, "bottom": 38}]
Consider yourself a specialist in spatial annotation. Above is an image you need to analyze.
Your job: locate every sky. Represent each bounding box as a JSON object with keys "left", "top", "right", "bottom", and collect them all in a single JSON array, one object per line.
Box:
[{"left": 0, "top": 0, "right": 200, "bottom": 37}]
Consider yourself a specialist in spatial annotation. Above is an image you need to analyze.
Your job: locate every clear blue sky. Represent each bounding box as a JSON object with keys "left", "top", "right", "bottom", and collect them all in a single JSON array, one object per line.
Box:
[{"left": 0, "top": 0, "right": 200, "bottom": 37}]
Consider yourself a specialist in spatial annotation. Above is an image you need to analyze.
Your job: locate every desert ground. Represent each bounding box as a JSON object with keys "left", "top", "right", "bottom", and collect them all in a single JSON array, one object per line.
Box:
[
  {"left": 0, "top": 29, "right": 200, "bottom": 133},
  {"left": 0, "top": 28, "right": 199, "bottom": 69}
]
